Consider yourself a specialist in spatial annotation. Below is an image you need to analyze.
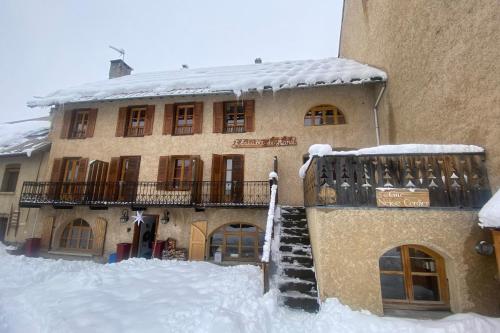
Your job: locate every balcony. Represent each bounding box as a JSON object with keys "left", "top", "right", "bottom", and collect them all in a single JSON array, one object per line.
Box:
[
  {"left": 19, "top": 181, "right": 271, "bottom": 209},
  {"left": 303, "top": 152, "right": 491, "bottom": 208}
]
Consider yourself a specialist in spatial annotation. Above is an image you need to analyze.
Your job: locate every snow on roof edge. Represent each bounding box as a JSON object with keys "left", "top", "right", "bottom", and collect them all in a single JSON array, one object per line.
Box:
[{"left": 479, "top": 189, "right": 500, "bottom": 229}]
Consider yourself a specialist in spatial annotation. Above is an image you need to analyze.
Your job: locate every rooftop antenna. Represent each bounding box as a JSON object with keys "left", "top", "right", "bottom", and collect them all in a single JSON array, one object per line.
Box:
[{"left": 109, "top": 45, "right": 125, "bottom": 60}]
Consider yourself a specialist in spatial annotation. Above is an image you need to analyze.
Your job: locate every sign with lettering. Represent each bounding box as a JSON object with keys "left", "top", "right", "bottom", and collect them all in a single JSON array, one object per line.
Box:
[
  {"left": 376, "top": 188, "right": 430, "bottom": 208},
  {"left": 232, "top": 136, "right": 297, "bottom": 148}
]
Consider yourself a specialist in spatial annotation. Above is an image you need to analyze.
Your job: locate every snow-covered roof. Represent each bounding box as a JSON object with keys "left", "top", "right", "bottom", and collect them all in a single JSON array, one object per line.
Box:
[
  {"left": 0, "top": 117, "right": 50, "bottom": 157},
  {"left": 479, "top": 190, "right": 500, "bottom": 229},
  {"left": 28, "top": 57, "right": 386, "bottom": 107},
  {"left": 299, "top": 144, "right": 485, "bottom": 178}
]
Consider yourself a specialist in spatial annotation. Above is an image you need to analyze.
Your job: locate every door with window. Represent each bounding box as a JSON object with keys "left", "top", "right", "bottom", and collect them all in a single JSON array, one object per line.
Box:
[
  {"left": 211, "top": 154, "right": 244, "bottom": 204},
  {"left": 379, "top": 245, "right": 449, "bottom": 310},
  {"left": 118, "top": 156, "right": 141, "bottom": 202},
  {"left": 49, "top": 158, "right": 88, "bottom": 201}
]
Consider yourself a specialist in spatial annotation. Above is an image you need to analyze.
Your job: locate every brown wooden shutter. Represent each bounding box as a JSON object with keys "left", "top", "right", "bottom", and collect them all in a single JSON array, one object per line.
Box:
[
  {"left": 116, "top": 107, "right": 128, "bottom": 137},
  {"left": 144, "top": 105, "right": 155, "bottom": 135},
  {"left": 232, "top": 155, "right": 245, "bottom": 203},
  {"left": 92, "top": 217, "right": 107, "bottom": 256},
  {"left": 210, "top": 154, "right": 223, "bottom": 202},
  {"left": 213, "top": 102, "right": 224, "bottom": 133},
  {"left": 191, "top": 156, "right": 204, "bottom": 204},
  {"left": 86, "top": 160, "right": 109, "bottom": 201},
  {"left": 105, "top": 157, "right": 120, "bottom": 200},
  {"left": 244, "top": 100, "right": 255, "bottom": 132},
  {"left": 60, "top": 110, "right": 73, "bottom": 139},
  {"left": 124, "top": 156, "right": 141, "bottom": 182},
  {"left": 157, "top": 156, "right": 169, "bottom": 190},
  {"left": 86, "top": 108, "right": 98, "bottom": 138},
  {"left": 40, "top": 216, "right": 54, "bottom": 251},
  {"left": 193, "top": 102, "right": 203, "bottom": 134},
  {"left": 163, "top": 104, "right": 174, "bottom": 135},
  {"left": 50, "top": 158, "right": 64, "bottom": 182},
  {"left": 77, "top": 158, "right": 89, "bottom": 182}
]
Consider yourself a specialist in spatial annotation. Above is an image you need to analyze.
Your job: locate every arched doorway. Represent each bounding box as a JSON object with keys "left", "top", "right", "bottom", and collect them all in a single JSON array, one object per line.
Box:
[
  {"left": 60, "top": 219, "right": 93, "bottom": 251},
  {"left": 208, "top": 223, "right": 264, "bottom": 262},
  {"left": 379, "top": 244, "right": 449, "bottom": 309}
]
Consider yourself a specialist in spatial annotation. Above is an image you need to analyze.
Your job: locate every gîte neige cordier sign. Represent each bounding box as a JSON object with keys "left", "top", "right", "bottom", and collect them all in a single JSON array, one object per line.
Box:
[
  {"left": 232, "top": 136, "right": 297, "bottom": 148},
  {"left": 376, "top": 188, "right": 430, "bottom": 208}
]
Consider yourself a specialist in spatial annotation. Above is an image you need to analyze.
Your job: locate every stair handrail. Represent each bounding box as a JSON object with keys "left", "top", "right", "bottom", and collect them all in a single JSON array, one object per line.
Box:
[{"left": 261, "top": 172, "right": 278, "bottom": 293}]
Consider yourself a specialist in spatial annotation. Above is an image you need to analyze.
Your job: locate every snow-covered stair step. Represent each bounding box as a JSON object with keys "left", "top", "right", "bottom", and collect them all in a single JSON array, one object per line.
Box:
[
  {"left": 279, "top": 282, "right": 318, "bottom": 296},
  {"left": 280, "top": 295, "right": 320, "bottom": 313}
]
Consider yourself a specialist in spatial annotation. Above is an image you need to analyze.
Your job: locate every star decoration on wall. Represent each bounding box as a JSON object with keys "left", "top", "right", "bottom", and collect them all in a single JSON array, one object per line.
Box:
[{"left": 133, "top": 210, "right": 144, "bottom": 226}]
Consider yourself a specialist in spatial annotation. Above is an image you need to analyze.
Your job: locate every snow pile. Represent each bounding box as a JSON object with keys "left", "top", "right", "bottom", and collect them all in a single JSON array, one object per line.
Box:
[
  {"left": 478, "top": 189, "right": 500, "bottom": 228},
  {"left": 28, "top": 57, "right": 386, "bottom": 107},
  {"left": 262, "top": 183, "right": 278, "bottom": 263},
  {"left": 299, "top": 144, "right": 485, "bottom": 178},
  {"left": 1, "top": 245, "right": 499, "bottom": 333},
  {"left": 0, "top": 118, "right": 50, "bottom": 156}
]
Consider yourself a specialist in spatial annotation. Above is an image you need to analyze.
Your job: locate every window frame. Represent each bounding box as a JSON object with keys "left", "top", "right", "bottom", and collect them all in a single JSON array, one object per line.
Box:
[
  {"left": 171, "top": 155, "right": 193, "bottom": 190},
  {"left": 1, "top": 165, "right": 20, "bottom": 192},
  {"left": 174, "top": 104, "right": 194, "bottom": 135},
  {"left": 379, "top": 244, "right": 449, "bottom": 309},
  {"left": 125, "top": 106, "right": 147, "bottom": 137},
  {"left": 223, "top": 101, "right": 246, "bottom": 133},
  {"left": 304, "top": 105, "right": 346, "bottom": 126},
  {"left": 209, "top": 223, "right": 264, "bottom": 261},
  {"left": 60, "top": 218, "right": 94, "bottom": 251},
  {"left": 69, "top": 109, "right": 90, "bottom": 139}
]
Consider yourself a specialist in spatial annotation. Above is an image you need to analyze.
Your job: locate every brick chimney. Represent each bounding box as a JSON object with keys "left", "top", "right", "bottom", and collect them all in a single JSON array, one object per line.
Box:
[{"left": 109, "top": 59, "right": 133, "bottom": 79}]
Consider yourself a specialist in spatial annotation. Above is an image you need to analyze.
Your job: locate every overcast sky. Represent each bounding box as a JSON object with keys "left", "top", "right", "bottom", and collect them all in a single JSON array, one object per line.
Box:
[{"left": 0, "top": 0, "right": 343, "bottom": 122}]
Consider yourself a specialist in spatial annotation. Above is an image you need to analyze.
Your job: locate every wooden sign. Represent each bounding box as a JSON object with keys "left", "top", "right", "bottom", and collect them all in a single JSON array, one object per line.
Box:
[
  {"left": 376, "top": 188, "right": 430, "bottom": 208},
  {"left": 232, "top": 136, "right": 297, "bottom": 148}
]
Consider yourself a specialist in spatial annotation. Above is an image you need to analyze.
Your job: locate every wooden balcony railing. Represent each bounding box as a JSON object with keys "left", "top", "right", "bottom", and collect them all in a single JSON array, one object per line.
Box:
[
  {"left": 303, "top": 153, "right": 491, "bottom": 208},
  {"left": 19, "top": 181, "right": 271, "bottom": 208}
]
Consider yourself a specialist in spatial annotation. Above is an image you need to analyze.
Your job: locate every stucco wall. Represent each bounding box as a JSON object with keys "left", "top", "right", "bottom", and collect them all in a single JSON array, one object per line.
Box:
[
  {"left": 339, "top": 0, "right": 500, "bottom": 190},
  {"left": 46, "top": 85, "right": 379, "bottom": 207},
  {"left": 0, "top": 150, "right": 49, "bottom": 243},
  {"left": 307, "top": 207, "right": 500, "bottom": 316},
  {"left": 37, "top": 206, "right": 267, "bottom": 259}
]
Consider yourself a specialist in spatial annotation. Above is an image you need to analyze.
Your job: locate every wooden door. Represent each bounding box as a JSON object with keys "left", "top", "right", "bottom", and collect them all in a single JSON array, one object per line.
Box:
[
  {"left": 189, "top": 221, "right": 207, "bottom": 261},
  {"left": 118, "top": 156, "right": 141, "bottom": 202}
]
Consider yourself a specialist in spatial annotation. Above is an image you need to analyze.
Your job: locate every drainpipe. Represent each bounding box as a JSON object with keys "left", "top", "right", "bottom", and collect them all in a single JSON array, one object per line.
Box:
[{"left": 373, "top": 83, "right": 386, "bottom": 146}]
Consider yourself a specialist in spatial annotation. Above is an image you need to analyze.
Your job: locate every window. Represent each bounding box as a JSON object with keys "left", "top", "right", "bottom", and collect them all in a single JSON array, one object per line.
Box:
[
  {"left": 224, "top": 101, "right": 246, "bottom": 133},
  {"left": 1, "top": 165, "right": 20, "bottom": 192},
  {"left": 304, "top": 105, "right": 346, "bottom": 126},
  {"left": 69, "top": 110, "right": 89, "bottom": 138},
  {"left": 209, "top": 223, "right": 264, "bottom": 261},
  {"left": 379, "top": 245, "right": 449, "bottom": 308},
  {"left": 60, "top": 219, "right": 93, "bottom": 250},
  {"left": 126, "top": 107, "right": 146, "bottom": 137},
  {"left": 172, "top": 157, "right": 192, "bottom": 190},
  {"left": 174, "top": 104, "right": 194, "bottom": 135}
]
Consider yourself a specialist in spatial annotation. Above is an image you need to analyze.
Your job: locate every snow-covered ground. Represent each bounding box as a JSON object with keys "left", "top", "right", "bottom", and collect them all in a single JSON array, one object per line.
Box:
[{"left": 0, "top": 245, "right": 498, "bottom": 333}]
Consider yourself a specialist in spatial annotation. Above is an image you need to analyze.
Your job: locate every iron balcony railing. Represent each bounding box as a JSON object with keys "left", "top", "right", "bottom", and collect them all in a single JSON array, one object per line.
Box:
[
  {"left": 19, "top": 181, "right": 271, "bottom": 208},
  {"left": 303, "top": 153, "right": 491, "bottom": 208}
]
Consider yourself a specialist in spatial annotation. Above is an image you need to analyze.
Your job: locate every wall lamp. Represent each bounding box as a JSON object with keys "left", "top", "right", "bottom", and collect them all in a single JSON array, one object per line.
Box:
[
  {"left": 160, "top": 210, "right": 170, "bottom": 224},
  {"left": 120, "top": 209, "right": 129, "bottom": 224}
]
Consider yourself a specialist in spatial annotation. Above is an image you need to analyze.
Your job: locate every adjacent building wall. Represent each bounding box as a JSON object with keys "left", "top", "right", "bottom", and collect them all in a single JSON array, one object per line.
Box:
[
  {"left": 307, "top": 207, "right": 500, "bottom": 316},
  {"left": 339, "top": 0, "right": 500, "bottom": 190},
  {"left": 0, "top": 150, "right": 49, "bottom": 243}
]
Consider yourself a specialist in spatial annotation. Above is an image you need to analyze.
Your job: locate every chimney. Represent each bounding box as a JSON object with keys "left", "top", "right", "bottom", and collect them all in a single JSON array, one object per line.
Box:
[
  {"left": 254, "top": 58, "right": 262, "bottom": 64},
  {"left": 109, "top": 59, "right": 133, "bottom": 79}
]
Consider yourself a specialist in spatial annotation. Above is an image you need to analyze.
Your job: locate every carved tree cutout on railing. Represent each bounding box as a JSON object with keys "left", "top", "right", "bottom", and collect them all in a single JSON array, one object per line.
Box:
[{"left": 383, "top": 165, "right": 393, "bottom": 188}]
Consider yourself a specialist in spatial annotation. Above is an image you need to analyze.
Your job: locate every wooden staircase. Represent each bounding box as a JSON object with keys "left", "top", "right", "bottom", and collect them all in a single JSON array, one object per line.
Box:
[{"left": 277, "top": 206, "right": 320, "bottom": 312}]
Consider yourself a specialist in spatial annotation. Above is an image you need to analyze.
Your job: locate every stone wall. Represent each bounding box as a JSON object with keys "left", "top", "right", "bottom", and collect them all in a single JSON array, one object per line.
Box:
[{"left": 307, "top": 207, "right": 500, "bottom": 316}]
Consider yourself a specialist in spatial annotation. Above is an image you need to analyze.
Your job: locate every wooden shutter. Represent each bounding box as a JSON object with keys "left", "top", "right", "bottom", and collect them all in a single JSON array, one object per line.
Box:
[
  {"left": 191, "top": 156, "right": 204, "bottom": 203},
  {"left": 213, "top": 102, "right": 224, "bottom": 133},
  {"left": 76, "top": 158, "right": 89, "bottom": 182},
  {"left": 232, "top": 155, "right": 244, "bottom": 203},
  {"left": 210, "top": 154, "right": 223, "bottom": 202},
  {"left": 60, "top": 110, "right": 73, "bottom": 139},
  {"left": 40, "top": 216, "right": 54, "bottom": 251},
  {"left": 105, "top": 157, "right": 120, "bottom": 200},
  {"left": 50, "top": 158, "right": 64, "bottom": 182},
  {"left": 92, "top": 217, "right": 107, "bottom": 256},
  {"left": 86, "top": 108, "right": 98, "bottom": 138},
  {"left": 144, "top": 105, "right": 155, "bottom": 135},
  {"left": 244, "top": 100, "right": 255, "bottom": 132},
  {"left": 163, "top": 104, "right": 174, "bottom": 135},
  {"left": 86, "top": 160, "right": 109, "bottom": 201},
  {"left": 116, "top": 107, "right": 128, "bottom": 137},
  {"left": 124, "top": 156, "right": 141, "bottom": 182},
  {"left": 193, "top": 102, "right": 203, "bottom": 134},
  {"left": 157, "top": 156, "right": 169, "bottom": 190}
]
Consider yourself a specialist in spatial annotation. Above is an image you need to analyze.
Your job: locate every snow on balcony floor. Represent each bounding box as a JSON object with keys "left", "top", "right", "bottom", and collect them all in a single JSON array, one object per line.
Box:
[{"left": 0, "top": 245, "right": 498, "bottom": 333}]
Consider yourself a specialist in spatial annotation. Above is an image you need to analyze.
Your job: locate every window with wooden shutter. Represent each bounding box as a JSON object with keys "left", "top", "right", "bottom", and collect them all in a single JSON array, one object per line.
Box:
[
  {"left": 118, "top": 156, "right": 141, "bottom": 201},
  {"left": 144, "top": 105, "right": 155, "bottom": 135},
  {"left": 66, "top": 108, "right": 99, "bottom": 139},
  {"left": 170, "top": 156, "right": 193, "bottom": 190},
  {"left": 223, "top": 101, "right": 245, "bottom": 133},
  {"left": 60, "top": 110, "right": 73, "bottom": 139},
  {"left": 244, "top": 100, "right": 255, "bottom": 132},
  {"left": 116, "top": 107, "right": 128, "bottom": 137},
  {"left": 213, "top": 102, "right": 224, "bottom": 133},
  {"left": 163, "top": 104, "right": 174, "bottom": 135},
  {"left": 174, "top": 104, "right": 194, "bottom": 135},
  {"left": 125, "top": 106, "right": 147, "bottom": 137}
]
